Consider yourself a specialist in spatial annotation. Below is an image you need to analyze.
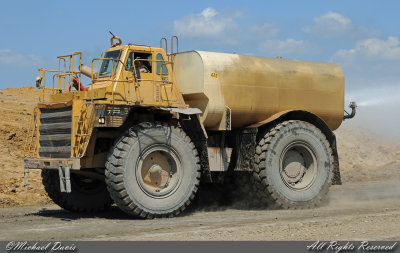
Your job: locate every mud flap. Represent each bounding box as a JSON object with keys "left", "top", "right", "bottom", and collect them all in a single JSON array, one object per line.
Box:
[
  {"left": 179, "top": 114, "right": 211, "bottom": 182},
  {"left": 58, "top": 165, "right": 71, "bottom": 193},
  {"left": 233, "top": 128, "right": 258, "bottom": 171},
  {"left": 331, "top": 137, "right": 342, "bottom": 185}
]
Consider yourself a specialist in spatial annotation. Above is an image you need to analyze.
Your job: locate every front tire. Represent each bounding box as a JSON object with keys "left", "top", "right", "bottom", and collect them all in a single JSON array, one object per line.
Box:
[
  {"left": 41, "top": 170, "right": 112, "bottom": 212},
  {"left": 253, "top": 120, "right": 333, "bottom": 208},
  {"left": 105, "top": 122, "right": 201, "bottom": 218}
]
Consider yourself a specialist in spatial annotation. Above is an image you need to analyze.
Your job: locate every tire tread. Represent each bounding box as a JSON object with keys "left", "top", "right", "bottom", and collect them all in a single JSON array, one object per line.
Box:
[
  {"left": 105, "top": 122, "right": 201, "bottom": 218},
  {"left": 252, "top": 120, "right": 333, "bottom": 209}
]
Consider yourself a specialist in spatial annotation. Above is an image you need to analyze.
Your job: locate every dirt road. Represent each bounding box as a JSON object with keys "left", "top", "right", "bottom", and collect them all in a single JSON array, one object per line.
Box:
[{"left": 1, "top": 179, "right": 399, "bottom": 241}]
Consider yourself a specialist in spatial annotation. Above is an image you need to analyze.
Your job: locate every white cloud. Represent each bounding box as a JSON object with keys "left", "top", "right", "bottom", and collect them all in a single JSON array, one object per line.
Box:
[
  {"left": 0, "top": 49, "right": 45, "bottom": 67},
  {"left": 173, "top": 7, "right": 278, "bottom": 45},
  {"left": 258, "top": 39, "right": 316, "bottom": 55},
  {"left": 331, "top": 36, "right": 400, "bottom": 92},
  {"left": 303, "top": 12, "right": 352, "bottom": 38},
  {"left": 174, "top": 8, "right": 315, "bottom": 56},
  {"left": 174, "top": 8, "right": 237, "bottom": 41},
  {"left": 303, "top": 11, "right": 378, "bottom": 39},
  {"left": 333, "top": 36, "right": 400, "bottom": 62}
]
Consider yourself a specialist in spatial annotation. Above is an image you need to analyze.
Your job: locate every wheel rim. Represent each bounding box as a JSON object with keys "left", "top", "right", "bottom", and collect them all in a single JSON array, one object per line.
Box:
[
  {"left": 136, "top": 145, "right": 182, "bottom": 199},
  {"left": 279, "top": 141, "right": 318, "bottom": 191}
]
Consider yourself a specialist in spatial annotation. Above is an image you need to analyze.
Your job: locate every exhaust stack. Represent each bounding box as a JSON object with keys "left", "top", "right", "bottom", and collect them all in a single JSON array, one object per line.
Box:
[{"left": 80, "top": 64, "right": 97, "bottom": 78}]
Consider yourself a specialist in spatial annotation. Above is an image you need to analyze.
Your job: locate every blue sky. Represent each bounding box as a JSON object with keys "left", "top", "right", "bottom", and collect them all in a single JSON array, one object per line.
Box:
[{"left": 1, "top": 0, "right": 400, "bottom": 109}]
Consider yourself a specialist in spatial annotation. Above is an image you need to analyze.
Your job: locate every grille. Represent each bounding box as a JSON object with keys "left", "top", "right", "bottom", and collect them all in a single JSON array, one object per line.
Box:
[{"left": 39, "top": 106, "right": 72, "bottom": 158}]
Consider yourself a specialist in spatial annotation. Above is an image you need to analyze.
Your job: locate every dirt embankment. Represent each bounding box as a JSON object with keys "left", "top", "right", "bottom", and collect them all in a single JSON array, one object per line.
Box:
[
  {"left": 0, "top": 87, "right": 51, "bottom": 208},
  {"left": 0, "top": 86, "right": 399, "bottom": 208},
  {"left": 335, "top": 123, "right": 400, "bottom": 182}
]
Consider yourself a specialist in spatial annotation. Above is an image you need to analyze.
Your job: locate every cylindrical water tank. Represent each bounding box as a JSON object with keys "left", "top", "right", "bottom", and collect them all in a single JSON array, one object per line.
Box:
[{"left": 173, "top": 51, "right": 344, "bottom": 131}]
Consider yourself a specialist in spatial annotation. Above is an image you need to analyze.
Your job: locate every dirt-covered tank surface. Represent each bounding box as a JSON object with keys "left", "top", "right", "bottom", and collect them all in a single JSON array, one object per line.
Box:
[{"left": 0, "top": 87, "right": 399, "bottom": 240}]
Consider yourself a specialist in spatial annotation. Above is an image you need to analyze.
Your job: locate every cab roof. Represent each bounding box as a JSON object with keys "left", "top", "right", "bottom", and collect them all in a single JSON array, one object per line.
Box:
[{"left": 105, "top": 44, "right": 165, "bottom": 53}]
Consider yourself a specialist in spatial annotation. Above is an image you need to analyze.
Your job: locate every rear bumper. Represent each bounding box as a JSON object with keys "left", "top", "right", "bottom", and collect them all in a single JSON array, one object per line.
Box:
[{"left": 24, "top": 157, "right": 80, "bottom": 170}]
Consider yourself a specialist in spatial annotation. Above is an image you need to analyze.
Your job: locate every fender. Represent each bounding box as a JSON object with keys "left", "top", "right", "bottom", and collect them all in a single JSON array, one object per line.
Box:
[{"left": 247, "top": 110, "right": 293, "bottom": 129}]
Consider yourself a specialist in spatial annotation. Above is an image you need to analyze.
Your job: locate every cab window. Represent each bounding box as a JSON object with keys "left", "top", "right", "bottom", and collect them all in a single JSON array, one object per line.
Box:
[
  {"left": 125, "top": 52, "right": 152, "bottom": 73},
  {"left": 125, "top": 52, "right": 134, "bottom": 72},
  {"left": 98, "top": 50, "right": 121, "bottom": 77},
  {"left": 135, "top": 52, "right": 152, "bottom": 73},
  {"left": 156, "top": 53, "right": 168, "bottom": 75}
]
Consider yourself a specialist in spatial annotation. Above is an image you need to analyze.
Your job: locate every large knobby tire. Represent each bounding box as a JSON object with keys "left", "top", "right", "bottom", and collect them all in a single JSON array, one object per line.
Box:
[
  {"left": 105, "top": 122, "right": 201, "bottom": 218},
  {"left": 41, "top": 170, "right": 112, "bottom": 212},
  {"left": 253, "top": 120, "right": 333, "bottom": 209}
]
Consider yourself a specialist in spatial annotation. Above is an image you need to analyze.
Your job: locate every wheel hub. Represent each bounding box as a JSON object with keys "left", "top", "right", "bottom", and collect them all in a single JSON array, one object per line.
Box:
[
  {"left": 148, "top": 164, "right": 163, "bottom": 178},
  {"left": 136, "top": 145, "right": 182, "bottom": 198},
  {"left": 280, "top": 142, "right": 317, "bottom": 191},
  {"left": 282, "top": 149, "right": 307, "bottom": 182}
]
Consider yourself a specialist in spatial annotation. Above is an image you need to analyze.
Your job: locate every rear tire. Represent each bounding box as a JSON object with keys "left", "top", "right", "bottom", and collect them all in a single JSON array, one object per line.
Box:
[
  {"left": 41, "top": 170, "right": 112, "bottom": 212},
  {"left": 105, "top": 122, "right": 201, "bottom": 218},
  {"left": 253, "top": 120, "right": 333, "bottom": 208}
]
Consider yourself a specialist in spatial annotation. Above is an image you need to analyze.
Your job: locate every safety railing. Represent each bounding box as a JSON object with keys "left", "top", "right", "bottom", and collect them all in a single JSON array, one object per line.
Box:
[
  {"left": 161, "top": 36, "right": 179, "bottom": 63},
  {"left": 129, "top": 58, "right": 178, "bottom": 106},
  {"left": 72, "top": 102, "right": 96, "bottom": 158},
  {"left": 36, "top": 51, "right": 83, "bottom": 102},
  {"left": 24, "top": 107, "right": 40, "bottom": 157}
]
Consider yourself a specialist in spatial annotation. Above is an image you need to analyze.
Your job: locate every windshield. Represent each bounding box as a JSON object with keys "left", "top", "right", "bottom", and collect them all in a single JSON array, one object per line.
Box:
[{"left": 98, "top": 50, "right": 122, "bottom": 77}]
